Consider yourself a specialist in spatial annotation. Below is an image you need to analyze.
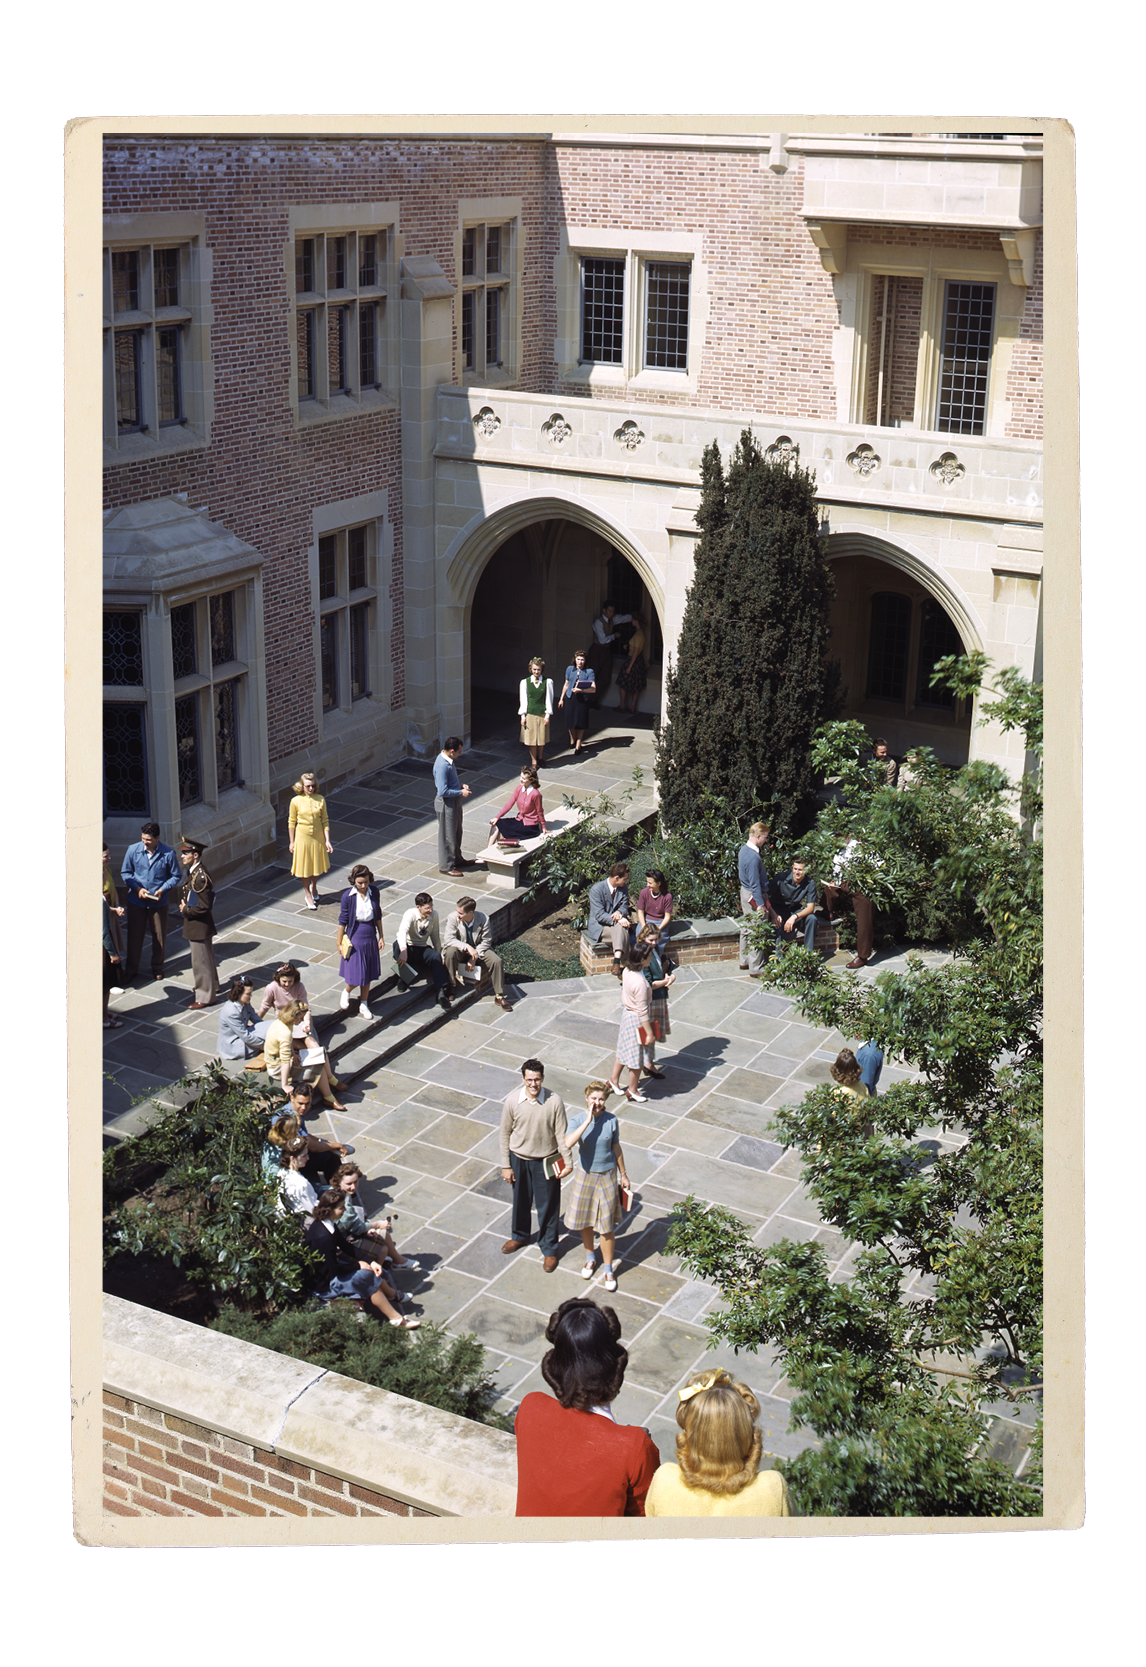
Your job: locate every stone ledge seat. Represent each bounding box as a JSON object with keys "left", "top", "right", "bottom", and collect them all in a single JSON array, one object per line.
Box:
[
  {"left": 472, "top": 804, "right": 587, "bottom": 891},
  {"left": 578, "top": 913, "right": 839, "bottom": 974}
]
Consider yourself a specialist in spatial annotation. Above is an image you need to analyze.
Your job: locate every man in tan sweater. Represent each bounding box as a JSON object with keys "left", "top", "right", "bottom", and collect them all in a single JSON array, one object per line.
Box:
[{"left": 499, "top": 1057, "right": 568, "bottom": 1271}]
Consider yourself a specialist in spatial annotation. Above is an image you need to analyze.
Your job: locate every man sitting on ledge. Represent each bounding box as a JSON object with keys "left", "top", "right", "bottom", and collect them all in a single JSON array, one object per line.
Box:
[
  {"left": 443, "top": 896, "right": 512, "bottom": 1012},
  {"left": 586, "top": 861, "right": 634, "bottom": 977},
  {"left": 771, "top": 858, "right": 820, "bottom": 953}
]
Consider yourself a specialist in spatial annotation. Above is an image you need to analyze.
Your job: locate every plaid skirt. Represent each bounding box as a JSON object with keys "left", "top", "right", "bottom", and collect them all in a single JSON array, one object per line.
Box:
[
  {"left": 650, "top": 994, "right": 670, "bottom": 1038},
  {"left": 615, "top": 1008, "right": 648, "bottom": 1070},
  {"left": 564, "top": 1165, "right": 621, "bottom": 1232}
]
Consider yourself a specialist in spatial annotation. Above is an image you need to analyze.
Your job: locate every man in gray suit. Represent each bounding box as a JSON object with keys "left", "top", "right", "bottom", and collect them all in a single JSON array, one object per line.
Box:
[
  {"left": 737, "top": 821, "right": 776, "bottom": 976},
  {"left": 442, "top": 896, "right": 512, "bottom": 1011},
  {"left": 586, "top": 861, "right": 633, "bottom": 975}
]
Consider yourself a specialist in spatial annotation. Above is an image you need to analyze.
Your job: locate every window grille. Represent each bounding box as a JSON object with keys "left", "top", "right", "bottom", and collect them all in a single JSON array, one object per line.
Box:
[
  {"left": 174, "top": 692, "right": 202, "bottom": 806},
  {"left": 327, "top": 237, "right": 347, "bottom": 292},
  {"left": 297, "top": 309, "right": 316, "bottom": 399},
  {"left": 580, "top": 258, "right": 625, "bottom": 364},
  {"left": 866, "top": 592, "right": 912, "bottom": 701},
  {"left": 103, "top": 611, "right": 144, "bottom": 686},
  {"left": 154, "top": 248, "right": 180, "bottom": 308},
  {"left": 348, "top": 526, "right": 367, "bottom": 591},
  {"left": 318, "top": 535, "right": 338, "bottom": 601},
  {"left": 644, "top": 262, "right": 689, "bottom": 370},
  {"left": 458, "top": 221, "right": 512, "bottom": 377},
  {"left": 937, "top": 281, "right": 995, "bottom": 435},
  {"left": 485, "top": 288, "right": 501, "bottom": 367},
  {"left": 115, "top": 331, "right": 143, "bottom": 431},
  {"left": 292, "top": 224, "right": 391, "bottom": 409},
  {"left": 915, "top": 599, "right": 963, "bottom": 708},
  {"left": 214, "top": 680, "right": 239, "bottom": 789},
  {"left": 296, "top": 238, "right": 315, "bottom": 294},
  {"left": 112, "top": 250, "right": 139, "bottom": 313},
  {"left": 359, "top": 235, "right": 377, "bottom": 287},
  {"left": 321, "top": 614, "right": 339, "bottom": 711},
  {"left": 156, "top": 327, "right": 183, "bottom": 425},
  {"left": 170, "top": 603, "right": 198, "bottom": 680},
  {"left": 329, "top": 305, "right": 349, "bottom": 394},
  {"left": 461, "top": 291, "right": 474, "bottom": 369},
  {"left": 359, "top": 302, "right": 377, "bottom": 387},
  {"left": 103, "top": 704, "right": 148, "bottom": 816},
  {"left": 486, "top": 226, "right": 501, "bottom": 274},
  {"left": 350, "top": 603, "right": 370, "bottom": 699},
  {"left": 210, "top": 591, "right": 235, "bottom": 666},
  {"left": 461, "top": 228, "right": 476, "bottom": 278}
]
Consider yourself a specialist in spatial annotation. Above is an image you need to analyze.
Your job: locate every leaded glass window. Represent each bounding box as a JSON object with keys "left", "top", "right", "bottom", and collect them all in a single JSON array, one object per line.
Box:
[
  {"left": 103, "top": 704, "right": 148, "bottom": 816},
  {"left": 645, "top": 262, "right": 690, "bottom": 370},
  {"left": 329, "top": 305, "right": 349, "bottom": 394},
  {"left": 461, "top": 228, "right": 476, "bottom": 278},
  {"left": 112, "top": 250, "right": 139, "bottom": 313},
  {"left": 103, "top": 611, "right": 143, "bottom": 686},
  {"left": 170, "top": 603, "right": 197, "bottom": 680},
  {"left": 175, "top": 692, "right": 202, "bottom": 806},
  {"left": 350, "top": 603, "right": 370, "bottom": 699},
  {"left": 298, "top": 309, "right": 316, "bottom": 400},
  {"left": 321, "top": 614, "right": 339, "bottom": 711},
  {"left": 115, "top": 332, "right": 143, "bottom": 432},
  {"left": 486, "top": 226, "right": 501, "bottom": 274},
  {"left": 154, "top": 248, "right": 180, "bottom": 308},
  {"left": 581, "top": 258, "right": 625, "bottom": 364},
  {"left": 157, "top": 327, "right": 183, "bottom": 425},
  {"left": 215, "top": 680, "right": 239, "bottom": 789},
  {"left": 296, "top": 237, "right": 315, "bottom": 294},
  {"left": 866, "top": 592, "right": 912, "bottom": 702},
  {"left": 461, "top": 291, "right": 475, "bottom": 370},
  {"left": 327, "top": 236, "right": 347, "bottom": 292},
  {"left": 359, "top": 235, "right": 376, "bottom": 287},
  {"left": 937, "top": 282, "right": 995, "bottom": 436},
  {"left": 459, "top": 221, "right": 513, "bottom": 378},
  {"left": 319, "top": 536, "right": 337, "bottom": 601},
  {"left": 348, "top": 526, "right": 367, "bottom": 591},
  {"left": 210, "top": 591, "right": 235, "bottom": 667},
  {"left": 485, "top": 287, "right": 501, "bottom": 368},
  {"left": 916, "top": 599, "right": 963, "bottom": 708},
  {"left": 359, "top": 302, "right": 377, "bottom": 387}
]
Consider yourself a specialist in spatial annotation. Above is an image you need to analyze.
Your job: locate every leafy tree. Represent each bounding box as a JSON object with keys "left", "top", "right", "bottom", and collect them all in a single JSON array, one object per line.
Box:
[
  {"left": 668, "top": 658, "right": 1043, "bottom": 1515},
  {"left": 656, "top": 430, "right": 839, "bottom": 835},
  {"left": 211, "top": 1305, "right": 511, "bottom": 1429}
]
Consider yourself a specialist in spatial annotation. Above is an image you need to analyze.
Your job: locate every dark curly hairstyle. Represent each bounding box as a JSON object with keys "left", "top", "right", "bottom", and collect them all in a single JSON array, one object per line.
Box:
[{"left": 540, "top": 1298, "right": 628, "bottom": 1411}]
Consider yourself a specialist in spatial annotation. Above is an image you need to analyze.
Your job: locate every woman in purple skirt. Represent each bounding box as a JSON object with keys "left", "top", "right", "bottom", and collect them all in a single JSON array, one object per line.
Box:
[{"left": 336, "top": 864, "right": 386, "bottom": 1020}]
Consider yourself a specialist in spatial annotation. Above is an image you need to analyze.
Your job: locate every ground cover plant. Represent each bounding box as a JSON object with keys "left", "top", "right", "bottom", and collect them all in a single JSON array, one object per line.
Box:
[{"left": 669, "top": 657, "right": 1044, "bottom": 1515}]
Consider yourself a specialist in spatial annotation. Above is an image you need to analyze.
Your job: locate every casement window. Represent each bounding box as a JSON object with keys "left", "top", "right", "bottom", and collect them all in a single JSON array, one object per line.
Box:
[
  {"left": 459, "top": 220, "right": 514, "bottom": 377},
  {"left": 936, "top": 281, "right": 996, "bottom": 436},
  {"left": 864, "top": 591, "right": 965, "bottom": 714},
  {"left": 166, "top": 589, "right": 248, "bottom": 806},
  {"left": 292, "top": 224, "right": 394, "bottom": 419},
  {"left": 315, "top": 523, "right": 378, "bottom": 718},
  {"left": 578, "top": 255, "right": 692, "bottom": 373},
  {"left": 104, "top": 236, "right": 205, "bottom": 455},
  {"left": 103, "top": 610, "right": 149, "bottom": 816}
]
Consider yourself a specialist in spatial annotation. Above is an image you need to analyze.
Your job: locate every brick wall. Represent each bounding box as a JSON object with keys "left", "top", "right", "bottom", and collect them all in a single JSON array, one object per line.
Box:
[
  {"left": 102, "top": 1390, "right": 434, "bottom": 1519},
  {"left": 1004, "top": 230, "right": 1043, "bottom": 440}
]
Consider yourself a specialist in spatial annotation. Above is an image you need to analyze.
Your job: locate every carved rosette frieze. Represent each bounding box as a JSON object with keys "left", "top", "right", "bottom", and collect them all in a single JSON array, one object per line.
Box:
[
  {"left": 846, "top": 443, "right": 881, "bottom": 477},
  {"left": 472, "top": 406, "right": 501, "bottom": 440},
  {"left": 766, "top": 435, "right": 799, "bottom": 464},
  {"left": 929, "top": 451, "right": 965, "bottom": 486},
  {"left": 541, "top": 413, "right": 572, "bottom": 446},
  {"left": 613, "top": 420, "right": 645, "bottom": 451}
]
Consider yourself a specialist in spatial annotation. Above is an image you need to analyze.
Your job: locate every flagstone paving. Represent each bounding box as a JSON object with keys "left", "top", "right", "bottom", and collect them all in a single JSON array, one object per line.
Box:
[{"left": 102, "top": 708, "right": 965, "bottom": 1468}]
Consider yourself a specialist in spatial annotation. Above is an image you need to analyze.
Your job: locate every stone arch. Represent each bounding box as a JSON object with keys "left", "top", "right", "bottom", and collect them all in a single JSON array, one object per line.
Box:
[
  {"left": 821, "top": 526, "right": 986, "bottom": 656},
  {"left": 442, "top": 490, "right": 666, "bottom": 625}
]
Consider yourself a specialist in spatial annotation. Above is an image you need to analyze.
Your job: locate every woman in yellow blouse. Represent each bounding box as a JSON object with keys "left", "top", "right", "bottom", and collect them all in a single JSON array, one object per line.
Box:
[
  {"left": 644, "top": 1367, "right": 794, "bottom": 1518},
  {"left": 288, "top": 772, "right": 333, "bottom": 910}
]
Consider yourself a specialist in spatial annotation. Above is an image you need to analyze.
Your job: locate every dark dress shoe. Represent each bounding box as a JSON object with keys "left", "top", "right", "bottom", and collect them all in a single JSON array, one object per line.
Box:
[
  {"left": 501, "top": 1239, "right": 526, "bottom": 1253},
  {"left": 543, "top": 1256, "right": 559, "bottom": 1273}
]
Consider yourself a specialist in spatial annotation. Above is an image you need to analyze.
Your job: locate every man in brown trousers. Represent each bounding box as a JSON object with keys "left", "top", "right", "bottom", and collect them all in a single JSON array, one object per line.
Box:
[{"left": 178, "top": 836, "right": 220, "bottom": 1009}]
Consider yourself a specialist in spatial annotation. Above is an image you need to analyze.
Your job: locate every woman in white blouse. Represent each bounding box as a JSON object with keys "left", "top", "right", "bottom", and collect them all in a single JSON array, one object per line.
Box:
[
  {"left": 518, "top": 656, "right": 554, "bottom": 771},
  {"left": 336, "top": 864, "right": 386, "bottom": 1019}
]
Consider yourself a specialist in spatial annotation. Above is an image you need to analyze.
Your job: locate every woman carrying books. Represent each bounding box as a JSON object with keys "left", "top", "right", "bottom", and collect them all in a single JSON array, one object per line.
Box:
[
  {"left": 557, "top": 649, "right": 596, "bottom": 755},
  {"left": 563, "top": 1080, "right": 631, "bottom": 1291}
]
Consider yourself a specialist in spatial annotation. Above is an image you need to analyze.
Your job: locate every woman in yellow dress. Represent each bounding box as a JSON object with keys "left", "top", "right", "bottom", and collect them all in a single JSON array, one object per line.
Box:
[{"left": 288, "top": 772, "right": 333, "bottom": 910}]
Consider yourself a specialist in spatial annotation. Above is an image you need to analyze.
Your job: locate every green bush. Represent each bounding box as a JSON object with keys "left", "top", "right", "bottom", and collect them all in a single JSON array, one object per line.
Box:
[
  {"left": 210, "top": 1304, "right": 511, "bottom": 1430},
  {"left": 103, "top": 1068, "right": 320, "bottom": 1312},
  {"left": 497, "top": 937, "right": 583, "bottom": 982}
]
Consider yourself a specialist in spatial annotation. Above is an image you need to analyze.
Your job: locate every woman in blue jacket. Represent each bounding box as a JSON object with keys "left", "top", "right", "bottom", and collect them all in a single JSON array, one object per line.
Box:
[{"left": 337, "top": 864, "right": 386, "bottom": 1019}]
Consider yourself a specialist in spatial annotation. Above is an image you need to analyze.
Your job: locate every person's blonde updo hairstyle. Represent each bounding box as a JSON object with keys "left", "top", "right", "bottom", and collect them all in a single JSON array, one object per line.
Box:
[
  {"left": 279, "top": 999, "right": 307, "bottom": 1026},
  {"left": 292, "top": 773, "right": 321, "bottom": 794},
  {"left": 674, "top": 1368, "right": 763, "bottom": 1495}
]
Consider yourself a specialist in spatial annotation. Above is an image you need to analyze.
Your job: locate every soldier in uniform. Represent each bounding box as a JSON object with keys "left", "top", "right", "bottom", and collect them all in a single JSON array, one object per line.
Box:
[{"left": 178, "top": 836, "right": 220, "bottom": 1009}]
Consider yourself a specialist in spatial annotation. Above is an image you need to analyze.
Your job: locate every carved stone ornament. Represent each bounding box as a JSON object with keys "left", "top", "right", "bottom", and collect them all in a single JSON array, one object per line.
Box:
[
  {"left": 930, "top": 451, "right": 965, "bottom": 486},
  {"left": 613, "top": 420, "right": 645, "bottom": 451},
  {"left": 766, "top": 434, "right": 799, "bottom": 464},
  {"left": 541, "top": 413, "right": 572, "bottom": 446},
  {"left": 472, "top": 406, "right": 501, "bottom": 439},
  {"left": 846, "top": 443, "right": 881, "bottom": 477}
]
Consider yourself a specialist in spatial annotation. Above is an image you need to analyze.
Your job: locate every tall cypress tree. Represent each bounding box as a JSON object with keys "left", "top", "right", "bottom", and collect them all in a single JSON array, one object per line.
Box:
[{"left": 656, "top": 429, "right": 838, "bottom": 833}]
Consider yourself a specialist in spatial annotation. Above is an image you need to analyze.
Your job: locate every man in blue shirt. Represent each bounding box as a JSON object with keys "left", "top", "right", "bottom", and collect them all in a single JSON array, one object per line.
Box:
[
  {"left": 120, "top": 821, "right": 182, "bottom": 981},
  {"left": 737, "top": 821, "right": 774, "bottom": 975},
  {"left": 856, "top": 1038, "right": 884, "bottom": 1096},
  {"left": 433, "top": 735, "right": 472, "bottom": 877}
]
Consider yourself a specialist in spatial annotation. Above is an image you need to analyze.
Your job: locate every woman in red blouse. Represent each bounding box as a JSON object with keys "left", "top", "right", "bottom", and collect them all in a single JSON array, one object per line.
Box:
[
  {"left": 514, "top": 1298, "right": 660, "bottom": 1516},
  {"left": 490, "top": 767, "right": 547, "bottom": 849}
]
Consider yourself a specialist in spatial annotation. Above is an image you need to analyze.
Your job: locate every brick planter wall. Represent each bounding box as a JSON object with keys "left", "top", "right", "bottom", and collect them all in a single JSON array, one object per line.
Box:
[
  {"left": 578, "top": 919, "right": 839, "bottom": 974},
  {"left": 102, "top": 1392, "right": 426, "bottom": 1520}
]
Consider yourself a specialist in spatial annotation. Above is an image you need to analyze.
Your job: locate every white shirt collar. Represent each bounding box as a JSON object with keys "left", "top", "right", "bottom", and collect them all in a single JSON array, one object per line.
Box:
[{"left": 517, "top": 1084, "right": 548, "bottom": 1105}]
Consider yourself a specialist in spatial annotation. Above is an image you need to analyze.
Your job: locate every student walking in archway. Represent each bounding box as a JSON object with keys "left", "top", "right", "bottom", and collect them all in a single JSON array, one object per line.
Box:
[{"left": 518, "top": 656, "right": 553, "bottom": 769}]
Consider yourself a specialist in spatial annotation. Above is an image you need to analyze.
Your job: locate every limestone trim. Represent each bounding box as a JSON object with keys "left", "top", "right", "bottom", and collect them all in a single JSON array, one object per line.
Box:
[{"left": 821, "top": 527, "right": 988, "bottom": 663}]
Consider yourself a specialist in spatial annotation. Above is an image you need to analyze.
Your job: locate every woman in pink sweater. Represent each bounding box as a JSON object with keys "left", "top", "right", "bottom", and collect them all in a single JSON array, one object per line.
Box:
[
  {"left": 607, "top": 942, "right": 654, "bottom": 1104},
  {"left": 490, "top": 768, "right": 547, "bottom": 848}
]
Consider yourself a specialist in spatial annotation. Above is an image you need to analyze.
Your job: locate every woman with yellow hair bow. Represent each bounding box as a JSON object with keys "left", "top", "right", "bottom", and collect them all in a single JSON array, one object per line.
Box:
[{"left": 643, "top": 1367, "right": 794, "bottom": 1517}]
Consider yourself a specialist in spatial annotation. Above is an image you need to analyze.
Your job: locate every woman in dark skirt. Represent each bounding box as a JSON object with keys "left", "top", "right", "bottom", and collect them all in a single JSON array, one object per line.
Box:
[
  {"left": 558, "top": 650, "right": 596, "bottom": 755},
  {"left": 614, "top": 612, "right": 647, "bottom": 714},
  {"left": 336, "top": 864, "right": 385, "bottom": 1020},
  {"left": 638, "top": 922, "right": 675, "bottom": 1082}
]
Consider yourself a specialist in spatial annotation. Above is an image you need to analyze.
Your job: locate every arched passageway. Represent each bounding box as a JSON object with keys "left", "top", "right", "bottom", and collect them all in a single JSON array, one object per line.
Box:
[
  {"left": 825, "top": 536, "right": 977, "bottom": 765},
  {"left": 469, "top": 516, "right": 665, "bottom": 740}
]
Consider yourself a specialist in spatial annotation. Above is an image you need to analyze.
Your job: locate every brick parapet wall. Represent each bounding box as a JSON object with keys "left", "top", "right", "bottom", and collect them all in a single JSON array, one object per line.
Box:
[
  {"left": 102, "top": 1391, "right": 426, "bottom": 1519},
  {"left": 578, "top": 921, "right": 839, "bottom": 975}
]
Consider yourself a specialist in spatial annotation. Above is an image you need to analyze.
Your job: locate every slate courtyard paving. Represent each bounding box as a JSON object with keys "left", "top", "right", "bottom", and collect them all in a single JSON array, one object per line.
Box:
[{"left": 102, "top": 709, "right": 956, "bottom": 1469}]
